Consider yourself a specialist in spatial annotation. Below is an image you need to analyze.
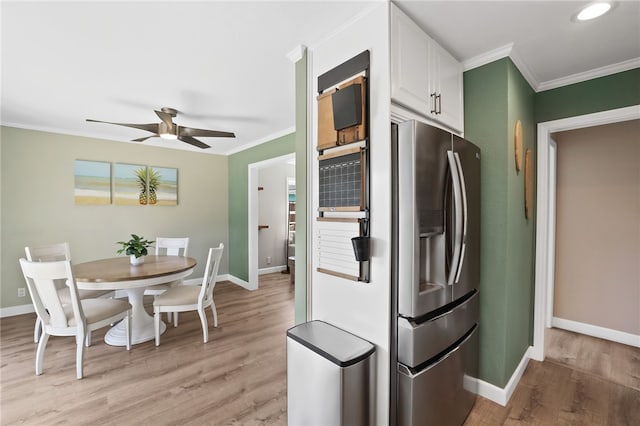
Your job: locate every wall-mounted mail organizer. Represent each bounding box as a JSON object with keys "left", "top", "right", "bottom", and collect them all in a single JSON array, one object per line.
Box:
[
  {"left": 316, "top": 217, "right": 370, "bottom": 283},
  {"left": 316, "top": 50, "right": 370, "bottom": 283}
]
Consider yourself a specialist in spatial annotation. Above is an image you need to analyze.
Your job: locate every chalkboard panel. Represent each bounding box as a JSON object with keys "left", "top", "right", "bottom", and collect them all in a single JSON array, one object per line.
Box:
[{"left": 319, "top": 151, "right": 364, "bottom": 210}]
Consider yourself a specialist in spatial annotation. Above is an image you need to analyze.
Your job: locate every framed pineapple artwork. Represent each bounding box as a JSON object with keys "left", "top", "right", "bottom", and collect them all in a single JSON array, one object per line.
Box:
[
  {"left": 148, "top": 166, "right": 178, "bottom": 206},
  {"left": 74, "top": 160, "right": 111, "bottom": 205},
  {"left": 114, "top": 163, "right": 147, "bottom": 205}
]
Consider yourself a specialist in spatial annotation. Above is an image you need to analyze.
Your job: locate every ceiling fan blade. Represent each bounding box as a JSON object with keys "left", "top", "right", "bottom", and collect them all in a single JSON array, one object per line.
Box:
[
  {"left": 180, "top": 126, "right": 236, "bottom": 138},
  {"left": 154, "top": 110, "right": 174, "bottom": 126},
  {"left": 86, "top": 119, "right": 158, "bottom": 134},
  {"left": 178, "top": 135, "right": 210, "bottom": 149},
  {"left": 132, "top": 136, "right": 156, "bottom": 142}
]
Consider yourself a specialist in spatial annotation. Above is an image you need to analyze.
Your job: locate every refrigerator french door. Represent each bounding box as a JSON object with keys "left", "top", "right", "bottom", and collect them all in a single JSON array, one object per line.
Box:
[{"left": 392, "top": 120, "right": 480, "bottom": 426}]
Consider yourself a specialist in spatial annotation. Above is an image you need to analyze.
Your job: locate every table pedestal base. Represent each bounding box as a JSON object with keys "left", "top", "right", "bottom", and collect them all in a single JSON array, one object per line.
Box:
[{"left": 105, "top": 287, "right": 166, "bottom": 346}]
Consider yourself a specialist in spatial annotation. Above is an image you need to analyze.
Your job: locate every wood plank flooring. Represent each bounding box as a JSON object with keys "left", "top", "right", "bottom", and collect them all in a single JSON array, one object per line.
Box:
[
  {"left": 1, "top": 273, "right": 294, "bottom": 425},
  {"left": 464, "top": 328, "right": 640, "bottom": 426},
  {"left": 2, "top": 275, "right": 638, "bottom": 425}
]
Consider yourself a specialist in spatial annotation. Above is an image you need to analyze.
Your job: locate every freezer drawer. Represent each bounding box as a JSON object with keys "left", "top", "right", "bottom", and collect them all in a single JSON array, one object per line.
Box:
[
  {"left": 398, "top": 290, "right": 478, "bottom": 367},
  {"left": 397, "top": 325, "right": 478, "bottom": 426}
]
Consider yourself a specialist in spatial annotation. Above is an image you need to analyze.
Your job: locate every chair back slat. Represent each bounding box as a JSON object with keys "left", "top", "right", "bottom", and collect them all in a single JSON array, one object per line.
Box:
[
  {"left": 19, "top": 259, "right": 83, "bottom": 329},
  {"left": 155, "top": 237, "right": 189, "bottom": 257},
  {"left": 25, "top": 242, "right": 71, "bottom": 262},
  {"left": 199, "top": 244, "right": 224, "bottom": 306},
  {"left": 25, "top": 243, "right": 71, "bottom": 291}
]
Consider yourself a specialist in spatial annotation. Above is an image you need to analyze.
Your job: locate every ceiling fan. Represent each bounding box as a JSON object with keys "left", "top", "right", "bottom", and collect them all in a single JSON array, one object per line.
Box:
[{"left": 86, "top": 107, "right": 235, "bottom": 149}]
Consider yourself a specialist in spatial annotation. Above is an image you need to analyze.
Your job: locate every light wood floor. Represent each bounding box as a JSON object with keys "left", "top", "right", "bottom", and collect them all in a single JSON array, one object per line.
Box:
[
  {"left": 1, "top": 273, "right": 294, "bottom": 425},
  {"left": 2, "top": 275, "right": 639, "bottom": 425},
  {"left": 464, "top": 328, "right": 640, "bottom": 425}
]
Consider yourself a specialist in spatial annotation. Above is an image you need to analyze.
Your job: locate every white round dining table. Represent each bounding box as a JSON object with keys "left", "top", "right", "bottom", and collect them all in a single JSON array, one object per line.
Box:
[{"left": 73, "top": 255, "right": 196, "bottom": 346}]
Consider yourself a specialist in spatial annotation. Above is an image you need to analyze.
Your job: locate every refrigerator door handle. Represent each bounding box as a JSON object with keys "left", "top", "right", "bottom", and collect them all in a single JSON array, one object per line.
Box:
[
  {"left": 447, "top": 151, "right": 463, "bottom": 285},
  {"left": 453, "top": 152, "right": 468, "bottom": 284}
]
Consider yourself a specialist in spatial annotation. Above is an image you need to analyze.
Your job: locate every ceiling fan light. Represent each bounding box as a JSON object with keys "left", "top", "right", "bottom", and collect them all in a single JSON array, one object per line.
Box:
[
  {"left": 574, "top": 2, "right": 613, "bottom": 21},
  {"left": 159, "top": 132, "right": 178, "bottom": 140},
  {"left": 158, "top": 121, "right": 178, "bottom": 139}
]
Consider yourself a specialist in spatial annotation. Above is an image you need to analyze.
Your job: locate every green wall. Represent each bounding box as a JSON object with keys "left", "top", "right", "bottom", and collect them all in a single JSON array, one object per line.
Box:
[
  {"left": 505, "top": 60, "right": 536, "bottom": 381},
  {"left": 227, "top": 134, "right": 295, "bottom": 281},
  {"left": 464, "top": 58, "right": 536, "bottom": 387},
  {"left": 465, "top": 61, "right": 638, "bottom": 388},
  {"left": 1, "top": 127, "right": 229, "bottom": 310},
  {"left": 294, "top": 49, "right": 308, "bottom": 325},
  {"left": 535, "top": 68, "right": 640, "bottom": 123}
]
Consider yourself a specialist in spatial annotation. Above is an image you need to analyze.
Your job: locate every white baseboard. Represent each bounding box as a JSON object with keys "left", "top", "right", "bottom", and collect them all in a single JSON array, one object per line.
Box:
[
  {"left": 258, "top": 265, "right": 287, "bottom": 275},
  {"left": 552, "top": 317, "right": 640, "bottom": 348},
  {"left": 0, "top": 303, "right": 35, "bottom": 318},
  {"left": 218, "top": 274, "right": 252, "bottom": 290},
  {"left": 472, "top": 346, "right": 532, "bottom": 406}
]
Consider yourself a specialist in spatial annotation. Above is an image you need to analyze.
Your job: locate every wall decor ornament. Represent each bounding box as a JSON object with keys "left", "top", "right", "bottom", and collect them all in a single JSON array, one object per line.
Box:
[
  {"left": 524, "top": 148, "right": 533, "bottom": 219},
  {"left": 114, "top": 163, "right": 147, "bottom": 205},
  {"left": 514, "top": 120, "right": 523, "bottom": 173},
  {"left": 75, "top": 161, "right": 178, "bottom": 207},
  {"left": 74, "top": 160, "right": 112, "bottom": 205},
  {"left": 149, "top": 166, "right": 178, "bottom": 206}
]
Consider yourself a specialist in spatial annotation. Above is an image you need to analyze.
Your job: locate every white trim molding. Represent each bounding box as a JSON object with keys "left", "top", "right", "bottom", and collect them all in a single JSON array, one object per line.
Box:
[
  {"left": 538, "top": 57, "right": 640, "bottom": 92},
  {"left": 532, "top": 105, "right": 640, "bottom": 362},
  {"left": 0, "top": 303, "right": 35, "bottom": 318},
  {"left": 552, "top": 317, "right": 640, "bottom": 348},
  {"left": 286, "top": 44, "right": 306, "bottom": 63},
  {"left": 218, "top": 273, "right": 252, "bottom": 290},
  {"left": 463, "top": 44, "right": 639, "bottom": 93},
  {"left": 472, "top": 346, "right": 532, "bottom": 406},
  {"left": 462, "top": 43, "right": 513, "bottom": 71},
  {"left": 258, "top": 265, "right": 287, "bottom": 275}
]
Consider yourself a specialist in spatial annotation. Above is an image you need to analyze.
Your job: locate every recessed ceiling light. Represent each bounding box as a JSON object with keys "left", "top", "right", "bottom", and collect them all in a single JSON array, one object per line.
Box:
[{"left": 573, "top": 2, "right": 613, "bottom": 22}]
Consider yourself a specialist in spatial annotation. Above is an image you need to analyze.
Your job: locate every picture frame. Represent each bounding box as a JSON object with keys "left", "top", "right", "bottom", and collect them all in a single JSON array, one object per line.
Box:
[{"left": 74, "top": 160, "right": 111, "bottom": 205}]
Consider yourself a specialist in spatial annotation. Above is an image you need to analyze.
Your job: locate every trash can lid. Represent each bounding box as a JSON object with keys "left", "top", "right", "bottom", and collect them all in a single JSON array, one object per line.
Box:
[{"left": 287, "top": 320, "right": 375, "bottom": 367}]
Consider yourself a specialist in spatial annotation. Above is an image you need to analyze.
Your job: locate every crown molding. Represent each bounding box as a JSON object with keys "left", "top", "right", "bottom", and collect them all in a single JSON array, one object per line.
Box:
[
  {"left": 508, "top": 47, "right": 540, "bottom": 91},
  {"left": 223, "top": 126, "right": 295, "bottom": 156},
  {"left": 286, "top": 44, "right": 307, "bottom": 63},
  {"left": 537, "top": 57, "right": 640, "bottom": 92},
  {"left": 463, "top": 45, "right": 638, "bottom": 93},
  {"left": 462, "top": 43, "right": 514, "bottom": 71},
  {"left": 463, "top": 43, "right": 540, "bottom": 91}
]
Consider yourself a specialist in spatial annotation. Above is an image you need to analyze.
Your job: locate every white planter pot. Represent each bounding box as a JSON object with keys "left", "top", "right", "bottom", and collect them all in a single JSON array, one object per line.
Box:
[{"left": 130, "top": 255, "right": 145, "bottom": 266}]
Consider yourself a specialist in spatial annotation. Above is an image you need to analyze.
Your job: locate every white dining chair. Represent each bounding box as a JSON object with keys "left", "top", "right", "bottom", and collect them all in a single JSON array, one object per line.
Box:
[
  {"left": 19, "top": 258, "right": 132, "bottom": 379},
  {"left": 153, "top": 243, "right": 224, "bottom": 346},
  {"left": 144, "top": 237, "right": 190, "bottom": 322},
  {"left": 25, "top": 242, "right": 114, "bottom": 344}
]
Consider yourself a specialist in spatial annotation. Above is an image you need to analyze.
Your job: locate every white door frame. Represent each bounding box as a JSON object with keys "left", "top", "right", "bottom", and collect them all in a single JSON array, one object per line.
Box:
[
  {"left": 531, "top": 105, "right": 640, "bottom": 361},
  {"left": 248, "top": 153, "right": 296, "bottom": 290}
]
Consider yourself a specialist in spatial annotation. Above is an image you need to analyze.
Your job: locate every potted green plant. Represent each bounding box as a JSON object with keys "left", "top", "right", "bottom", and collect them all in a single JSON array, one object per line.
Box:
[{"left": 116, "top": 234, "right": 154, "bottom": 265}]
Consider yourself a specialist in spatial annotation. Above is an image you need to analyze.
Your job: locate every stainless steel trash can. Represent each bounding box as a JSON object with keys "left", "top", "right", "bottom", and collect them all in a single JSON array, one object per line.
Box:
[{"left": 287, "top": 320, "right": 376, "bottom": 426}]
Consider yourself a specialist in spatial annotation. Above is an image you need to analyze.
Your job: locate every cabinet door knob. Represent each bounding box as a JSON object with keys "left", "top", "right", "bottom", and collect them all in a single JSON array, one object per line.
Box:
[
  {"left": 436, "top": 94, "right": 442, "bottom": 115},
  {"left": 430, "top": 93, "right": 437, "bottom": 114}
]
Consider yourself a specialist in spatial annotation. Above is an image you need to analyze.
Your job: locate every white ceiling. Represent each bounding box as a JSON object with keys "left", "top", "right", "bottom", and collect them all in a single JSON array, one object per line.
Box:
[{"left": 2, "top": 1, "right": 639, "bottom": 155}]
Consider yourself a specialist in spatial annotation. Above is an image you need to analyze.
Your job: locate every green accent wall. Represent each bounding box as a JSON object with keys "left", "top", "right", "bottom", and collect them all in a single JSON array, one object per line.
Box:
[
  {"left": 465, "top": 61, "right": 638, "bottom": 388},
  {"left": 294, "top": 49, "right": 308, "bottom": 325},
  {"left": 535, "top": 68, "right": 640, "bottom": 123},
  {"left": 464, "top": 58, "right": 536, "bottom": 387},
  {"left": 505, "top": 60, "right": 536, "bottom": 382},
  {"left": 227, "top": 134, "right": 295, "bottom": 281}
]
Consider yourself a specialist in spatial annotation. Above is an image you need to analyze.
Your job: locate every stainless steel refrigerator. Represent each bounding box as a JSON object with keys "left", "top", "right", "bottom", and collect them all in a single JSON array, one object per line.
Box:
[{"left": 391, "top": 120, "right": 480, "bottom": 426}]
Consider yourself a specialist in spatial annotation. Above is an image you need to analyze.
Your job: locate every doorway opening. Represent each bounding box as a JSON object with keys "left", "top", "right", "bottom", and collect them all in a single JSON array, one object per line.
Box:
[
  {"left": 532, "top": 105, "right": 639, "bottom": 361},
  {"left": 248, "top": 153, "right": 296, "bottom": 290}
]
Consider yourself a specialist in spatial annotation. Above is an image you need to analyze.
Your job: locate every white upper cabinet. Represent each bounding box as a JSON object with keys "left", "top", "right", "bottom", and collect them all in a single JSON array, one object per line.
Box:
[{"left": 391, "top": 5, "right": 464, "bottom": 133}]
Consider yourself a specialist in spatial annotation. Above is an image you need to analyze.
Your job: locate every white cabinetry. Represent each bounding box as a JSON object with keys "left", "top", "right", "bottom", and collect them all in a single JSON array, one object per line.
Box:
[{"left": 391, "top": 5, "right": 463, "bottom": 133}]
